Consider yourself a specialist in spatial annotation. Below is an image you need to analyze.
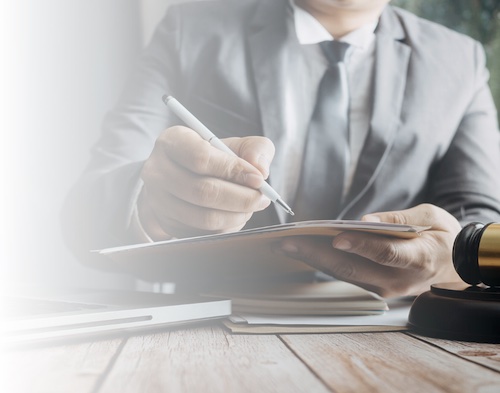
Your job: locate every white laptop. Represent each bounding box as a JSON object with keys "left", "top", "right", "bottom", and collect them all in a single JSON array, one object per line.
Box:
[{"left": 1, "top": 289, "right": 231, "bottom": 345}]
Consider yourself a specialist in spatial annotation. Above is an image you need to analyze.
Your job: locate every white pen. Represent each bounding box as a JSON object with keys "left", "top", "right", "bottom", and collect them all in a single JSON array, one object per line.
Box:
[{"left": 162, "top": 95, "right": 294, "bottom": 216}]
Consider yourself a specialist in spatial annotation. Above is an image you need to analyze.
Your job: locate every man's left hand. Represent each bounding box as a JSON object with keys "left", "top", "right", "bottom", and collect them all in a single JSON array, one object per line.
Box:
[{"left": 277, "top": 204, "right": 463, "bottom": 298}]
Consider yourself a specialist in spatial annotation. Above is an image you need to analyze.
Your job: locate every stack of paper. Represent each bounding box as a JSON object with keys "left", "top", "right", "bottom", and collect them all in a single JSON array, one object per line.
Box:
[
  {"left": 205, "top": 280, "right": 412, "bottom": 334},
  {"left": 208, "top": 280, "right": 388, "bottom": 316},
  {"left": 224, "top": 297, "right": 413, "bottom": 334}
]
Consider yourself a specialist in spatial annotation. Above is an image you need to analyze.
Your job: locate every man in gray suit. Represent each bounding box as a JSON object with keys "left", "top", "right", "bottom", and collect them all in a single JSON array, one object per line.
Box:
[{"left": 64, "top": 0, "right": 500, "bottom": 297}]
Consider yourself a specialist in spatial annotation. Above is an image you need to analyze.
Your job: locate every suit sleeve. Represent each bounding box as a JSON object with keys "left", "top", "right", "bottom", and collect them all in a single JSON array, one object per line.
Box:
[
  {"left": 428, "top": 41, "right": 500, "bottom": 225},
  {"left": 61, "top": 7, "right": 183, "bottom": 266}
]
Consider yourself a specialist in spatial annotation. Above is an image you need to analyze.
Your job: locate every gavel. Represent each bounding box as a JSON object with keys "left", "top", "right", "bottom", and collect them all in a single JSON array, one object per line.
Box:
[
  {"left": 453, "top": 222, "right": 500, "bottom": 287},
  {"left": 408, "top": 222, "right": 500, "bottom": 342}
]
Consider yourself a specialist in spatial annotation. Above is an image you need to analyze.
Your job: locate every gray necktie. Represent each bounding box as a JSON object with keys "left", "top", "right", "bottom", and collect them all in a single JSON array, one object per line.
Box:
[{"left": 294, "top": 40, "right": 351, "bottom": 221}]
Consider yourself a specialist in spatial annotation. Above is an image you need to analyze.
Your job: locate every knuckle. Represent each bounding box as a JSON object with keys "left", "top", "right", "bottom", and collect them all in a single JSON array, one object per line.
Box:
[
  {"left": 191, "top": 147, "right": 213, "bottom": 174},
  {"left": 192, "top": 148, "right": 244, "bottom": 181},
  {"left": 240, "top": 193, "right": 261, "bottom": 212},
  {"left": 220, "top": 160, "right": 236, "bottom": 178},
  {"left": 193, "top": 179, "right": 221, "bottom": 206},
  {"left": 380, "top": 243, "right": 401, "bottom": 267},
  {"left": 379, "top": 242, "right": 418, "bottom": 270},
  {"left": 223, "top": 160, "right": 246, "bottom": 182},
  {"left": 164, "top": 125, "right": 186, "bottom": 139},
  {"left": 420, "top": 203, "right": 436, "bottom": 214},
  {"left": 157, "top": 128, "right": 177, "bottom": 150},
  {"left": 239, "top": 196, "right": 253, "bottom": 212},
  {"left": 389, "top": 212, "right": 407, "bottom": 225},
  {"left": 417, "top": 203, "right": 441, "bottom": 225},
  {"left": 154, "top": 129, "right": 186, "bottom": 161}
]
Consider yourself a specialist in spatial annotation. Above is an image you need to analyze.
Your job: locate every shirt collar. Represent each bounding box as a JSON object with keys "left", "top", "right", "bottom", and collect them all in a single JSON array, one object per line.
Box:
[{"left": 289, "top": 0, "right": 378, "bottom": 50}]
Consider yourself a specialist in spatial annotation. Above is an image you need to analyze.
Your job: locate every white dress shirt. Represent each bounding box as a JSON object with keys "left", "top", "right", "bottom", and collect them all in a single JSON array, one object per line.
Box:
[
  {"left": 273, "top": 1, "right": 377, "bottom": 222},
  {"left": 132, "top": 2, "right": 379, "bottom": 239}
]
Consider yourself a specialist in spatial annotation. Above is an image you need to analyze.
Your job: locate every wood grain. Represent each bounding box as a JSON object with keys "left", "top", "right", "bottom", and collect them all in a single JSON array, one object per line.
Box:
[
  {"left": 99, "top": 325, "right": 329, "bottom": 393},
  {"left": 4, "top": 329, "right": 500, "bottom": 393},
  {"left": 1, "top": 338, "right": 123, "bottom": 393},
  {"left": 409, "top": 333, "right": 500, "bottom": 372},
  {"left": 282, "top": 332, "right": 500, "bottom": 393}
]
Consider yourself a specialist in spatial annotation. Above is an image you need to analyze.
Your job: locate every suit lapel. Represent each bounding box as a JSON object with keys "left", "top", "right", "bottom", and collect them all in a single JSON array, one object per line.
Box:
[
  {"left": 247, "top": 0, "right": 304, "bottom": 189},
  {"left": 341, "top": 6, "right": 411, "bottom": 217},
  {"left": 247, "top": 3, "right": 411, "bottom": 218}
]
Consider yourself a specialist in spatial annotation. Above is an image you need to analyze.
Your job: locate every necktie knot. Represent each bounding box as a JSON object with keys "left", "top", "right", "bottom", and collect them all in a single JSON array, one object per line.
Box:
[{"left": 320, "top": 40, "right": 350, "bottom": 66}]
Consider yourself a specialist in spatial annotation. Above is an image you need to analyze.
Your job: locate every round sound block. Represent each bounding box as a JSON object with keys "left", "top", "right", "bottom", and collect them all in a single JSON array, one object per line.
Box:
[{"left": 408, "top": 282, "right": 500, "bottom": 342}]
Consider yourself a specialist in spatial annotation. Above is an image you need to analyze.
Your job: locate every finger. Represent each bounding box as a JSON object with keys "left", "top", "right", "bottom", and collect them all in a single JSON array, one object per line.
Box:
[
  {"left": 331, "top": 231, "right": 424, "bottom": 270},
  {"left": 362, "top": 203, "right": 461, "bottom": 233},
  {"left": 159, "top": 126, "right": 265, "bottom": 189},
  {"left": 225, "top": 136, "right": 275, "bottom": 179},
  {"left": 156, "top": 215, "right": 247, "bottom": 239},
  {"left": 148, "top": 155, "right": 270, "bottom": 213},
  {"left": 277, "top": 237, "right": 406, "bottom": 297},
  {"left": 146, "top": 189, "right": 254, "bottom": 234}
]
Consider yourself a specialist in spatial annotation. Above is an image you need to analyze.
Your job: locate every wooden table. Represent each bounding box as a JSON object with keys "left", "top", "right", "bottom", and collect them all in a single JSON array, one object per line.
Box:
[{"left": 3, "top": 323, "right": 500, "bottom": 393}]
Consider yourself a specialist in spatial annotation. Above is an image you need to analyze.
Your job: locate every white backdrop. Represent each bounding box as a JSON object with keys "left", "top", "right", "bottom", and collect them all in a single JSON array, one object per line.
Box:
[{"left": 1, "top": 1, "right": 179, "bottom": 291}]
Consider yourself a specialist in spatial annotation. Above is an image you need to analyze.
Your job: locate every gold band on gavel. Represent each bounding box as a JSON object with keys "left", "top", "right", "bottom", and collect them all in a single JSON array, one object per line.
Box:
[{"left": 478, "top": 223, "right": 500, "bottom": 269}]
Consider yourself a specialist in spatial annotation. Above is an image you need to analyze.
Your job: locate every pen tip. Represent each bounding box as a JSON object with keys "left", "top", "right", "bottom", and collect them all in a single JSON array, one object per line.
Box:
[
  {"left": 162, "top": 94, "right": 169, "bottom": 103},
  {"left": 276, "top": 198, "right": 295, "bottom": 216}
]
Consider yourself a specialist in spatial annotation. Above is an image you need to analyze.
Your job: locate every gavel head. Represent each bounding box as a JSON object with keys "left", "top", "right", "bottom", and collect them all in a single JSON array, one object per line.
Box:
[{"left": 453, "top": 222, "right": 500, "bottom": 287}]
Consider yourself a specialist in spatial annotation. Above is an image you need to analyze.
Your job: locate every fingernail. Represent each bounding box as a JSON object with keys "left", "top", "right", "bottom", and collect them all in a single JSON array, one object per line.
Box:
[
  {"left": 334, "top": 239, "right": 352, "bottom": 251},
  {"left": 281, "top": 243, "right": 299, "bottom": 254}
]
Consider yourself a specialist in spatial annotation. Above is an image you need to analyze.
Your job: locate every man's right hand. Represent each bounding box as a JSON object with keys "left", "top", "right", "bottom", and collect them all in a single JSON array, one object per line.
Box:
[{"left": 138, "top": 126, "right": 275, "bottom": 240}]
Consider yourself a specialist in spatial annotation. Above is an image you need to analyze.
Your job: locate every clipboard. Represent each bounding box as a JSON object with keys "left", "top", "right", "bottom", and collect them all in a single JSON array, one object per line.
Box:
[{"left": 96, "top": 220, "right": 429, "bottom": 282}]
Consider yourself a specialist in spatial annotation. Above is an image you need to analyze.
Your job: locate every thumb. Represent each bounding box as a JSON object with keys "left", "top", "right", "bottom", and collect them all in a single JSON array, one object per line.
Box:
[
  {"left": 362, "top": 203, "right": 460, "bottom": 232},
  {"left": 224, "top": 136, "right": 275, "bottom": 179}
]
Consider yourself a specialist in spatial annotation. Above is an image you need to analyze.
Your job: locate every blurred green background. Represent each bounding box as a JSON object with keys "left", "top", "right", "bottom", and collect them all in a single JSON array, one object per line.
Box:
[{"left": 394, "top": 0, "right": 500, "bottom": 122}]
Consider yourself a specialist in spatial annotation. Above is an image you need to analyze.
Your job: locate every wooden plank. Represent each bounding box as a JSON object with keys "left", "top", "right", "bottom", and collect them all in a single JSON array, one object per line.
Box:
[
  {"left": 1, "top": 338, "right": 124, "bottom": 393},
  {"left": 99, "top": 325, "right": 330, "bottom": 393},
  {"left": 282, "top": 332, "right": 500, "bottom": 393},
  {"left": 408, "top": 333, "right": 500, "bottom": 372}
]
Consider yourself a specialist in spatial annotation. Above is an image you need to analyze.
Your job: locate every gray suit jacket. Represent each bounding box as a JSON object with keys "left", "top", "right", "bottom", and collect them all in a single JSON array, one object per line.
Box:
[{"left": 62, "top": 0, "right": 500, "bottom": 266}]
